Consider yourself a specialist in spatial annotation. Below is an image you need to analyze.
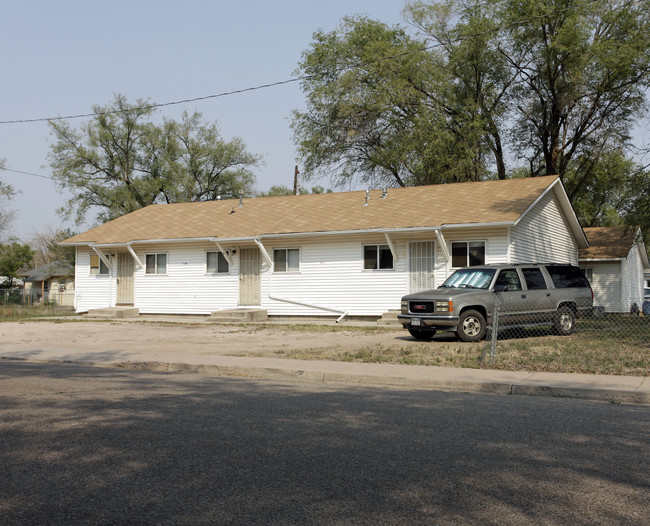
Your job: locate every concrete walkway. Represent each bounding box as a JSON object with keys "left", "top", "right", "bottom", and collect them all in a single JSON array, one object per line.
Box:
[{"left": 2, "top": 332, "right": 649, "bottom": 405}]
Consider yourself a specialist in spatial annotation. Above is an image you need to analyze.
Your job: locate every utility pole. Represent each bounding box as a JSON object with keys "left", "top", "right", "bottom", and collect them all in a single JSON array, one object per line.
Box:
[{"left": 293, "top": 165, "right": 299, "bottom": 195}]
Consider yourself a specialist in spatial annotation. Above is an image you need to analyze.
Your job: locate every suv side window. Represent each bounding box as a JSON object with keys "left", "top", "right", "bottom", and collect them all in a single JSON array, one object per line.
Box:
[
  {"left": 494, "top": 269, "right": 522, "bottom": 291},
  {"left": 547, "top": 265, "right": 589, "bottom": 288},
  {"left": 522, "top": 268, "right": 547, "bottom": 290}
]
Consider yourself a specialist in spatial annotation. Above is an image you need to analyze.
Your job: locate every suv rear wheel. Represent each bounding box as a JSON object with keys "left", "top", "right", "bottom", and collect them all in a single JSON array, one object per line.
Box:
[
  {"left": 408, "top": 328, "right": 436, "bottom": 341},
  {"left": 457, "top": 310, "right": 486, "bottom": 342},
  {"left": 554, "top": 306, "right": 575, "bottom": 335}
]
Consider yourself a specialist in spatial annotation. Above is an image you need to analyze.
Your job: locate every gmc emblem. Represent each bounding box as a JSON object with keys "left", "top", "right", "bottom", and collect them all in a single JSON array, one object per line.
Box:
[{"left": 412, "top": 304, "right": 427, "bottom": 311}]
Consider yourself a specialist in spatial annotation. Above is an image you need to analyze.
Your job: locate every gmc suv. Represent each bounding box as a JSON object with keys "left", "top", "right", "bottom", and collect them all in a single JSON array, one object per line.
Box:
[{"left": 398, "top": 264, "right": 593, "bottom": 342}]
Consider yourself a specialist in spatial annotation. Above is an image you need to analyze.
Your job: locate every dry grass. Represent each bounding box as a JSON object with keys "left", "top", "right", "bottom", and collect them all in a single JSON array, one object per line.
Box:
[
  {"left": 0, "top": 304, "right": 76, "bottom": 321},
  {"left": 270, "top": 318, "right": 650, "bottom": 376}
]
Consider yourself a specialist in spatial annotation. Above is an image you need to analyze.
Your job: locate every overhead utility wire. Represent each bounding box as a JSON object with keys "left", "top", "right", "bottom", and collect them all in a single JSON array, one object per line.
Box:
[
  {"left": 0, "top": 167, "right": 53, "bottom": 180},
  {"left": 0, "top": 0, "right": 601, "bottom": 126}
]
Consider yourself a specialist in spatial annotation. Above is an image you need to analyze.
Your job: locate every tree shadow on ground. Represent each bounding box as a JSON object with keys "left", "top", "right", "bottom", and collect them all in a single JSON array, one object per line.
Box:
[{"left": 1, "top": 361, "right": 648, "bottom": 525}]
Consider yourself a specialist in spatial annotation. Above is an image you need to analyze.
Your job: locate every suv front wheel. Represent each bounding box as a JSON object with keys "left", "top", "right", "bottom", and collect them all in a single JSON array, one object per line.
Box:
[
  {"left": 554, "top": 306, "right": 575, "bottom": 335},
  {"left": 457, "top": 310, "right": 487, "bottom": 342}
]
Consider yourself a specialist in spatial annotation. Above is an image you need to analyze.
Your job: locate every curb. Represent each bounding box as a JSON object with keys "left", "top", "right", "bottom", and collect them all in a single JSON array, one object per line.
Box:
[{"left": 3, "top": 356, "right": 649, "bottom": 405}]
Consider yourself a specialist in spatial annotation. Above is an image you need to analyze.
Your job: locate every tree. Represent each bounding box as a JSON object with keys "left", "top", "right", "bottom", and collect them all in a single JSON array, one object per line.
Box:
[
  {"left": 293, "top": 1, "right": 650, "bottom": 201},
  {"left": 292, "top": 16, "right": 471, "bottom": 188},
  {"left": 48, "top": 95, "right": 261, "bottom": 224},
  {"left": 31, "top": 227, "right": 77, "bottom": 268},
  {"left": 405, "top": 0, "right": 514, "bottom": 180},
  {"left": 257, "top": 185, "right": 332, "bottom": 197},
  {"left": 0, "top": 240, "right": 33, "bottom": 288},
  {"left": 502, "top": 0, "right": 650, "bottom": 183},
  {"left": 0, "top": 158, "right": 16, "bottom": 240},
  {"left": 156, "top": 111, "right": 260, "bottom": 203}
]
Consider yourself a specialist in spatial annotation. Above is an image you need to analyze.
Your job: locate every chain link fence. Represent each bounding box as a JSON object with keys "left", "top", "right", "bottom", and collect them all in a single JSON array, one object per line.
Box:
[
  {"left": 1, "top": 288, "right": 75, "bottom": 308},
  {"left": 480, "top": 294, "right": 650, "bottom": 368}
]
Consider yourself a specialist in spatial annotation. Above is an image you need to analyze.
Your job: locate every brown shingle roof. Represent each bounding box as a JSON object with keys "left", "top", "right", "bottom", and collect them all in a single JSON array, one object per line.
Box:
[
  {"left": 63, "top": 176, "right": 561, "bottom": 245},
  {"left": 580, "top": 226, "right": 640, "bottom": 260}
]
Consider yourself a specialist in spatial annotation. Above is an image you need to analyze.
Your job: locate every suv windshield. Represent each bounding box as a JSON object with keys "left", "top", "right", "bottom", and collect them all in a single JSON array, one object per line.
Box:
[{"left": 440, "top": 268, "right": 496, "bottom": 289}]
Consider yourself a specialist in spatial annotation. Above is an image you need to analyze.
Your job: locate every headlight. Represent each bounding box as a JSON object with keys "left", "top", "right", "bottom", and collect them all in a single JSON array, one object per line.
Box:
[
  {"left": 435, "top": 300, "right": 453, "bottom": 312},
  {"left": 401, "top": 300, "right": 408, "bottom": 313}
]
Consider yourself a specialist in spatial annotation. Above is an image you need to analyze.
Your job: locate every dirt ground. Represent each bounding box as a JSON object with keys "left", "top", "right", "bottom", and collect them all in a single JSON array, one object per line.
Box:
[{"left": 0, "top": 319, "right": 427, "bottom": 361}]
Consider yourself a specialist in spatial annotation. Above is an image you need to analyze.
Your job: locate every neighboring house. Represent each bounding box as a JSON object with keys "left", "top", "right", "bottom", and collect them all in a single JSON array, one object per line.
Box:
[
  {"left": 20, "top": 262, "right": 75, "bottom": 307},
  {"left": 61, "top": 175, "right": 588, "bottom": 319},
  {"left": 579, "top": 226, "right": 650, "bottom": 313}
]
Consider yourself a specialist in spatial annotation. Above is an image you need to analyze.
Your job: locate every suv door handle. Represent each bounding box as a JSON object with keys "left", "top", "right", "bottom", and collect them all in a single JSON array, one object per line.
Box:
[
  {"left": 546, "top": 292, "right": 551, "bottom": 296},
  {"left": 521, "top": 294, "right": 526, "bottom": 298}
]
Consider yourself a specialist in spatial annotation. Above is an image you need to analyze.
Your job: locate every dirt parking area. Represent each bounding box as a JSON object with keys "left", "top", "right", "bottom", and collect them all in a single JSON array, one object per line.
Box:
[{"left": 0, "top": 319, "right": 429, "bottom": 361}]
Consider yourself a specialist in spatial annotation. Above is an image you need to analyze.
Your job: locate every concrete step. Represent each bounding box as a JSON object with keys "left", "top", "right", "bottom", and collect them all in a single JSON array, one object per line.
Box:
[
  {"left": 377, "top": 310, "right": 402, "bottom": 326},
  {"left": 210, "top": 309, "right": 268, "bottom": 323},
  {"left": 86, "top": 307, "right": 140, "bottom": 319}
]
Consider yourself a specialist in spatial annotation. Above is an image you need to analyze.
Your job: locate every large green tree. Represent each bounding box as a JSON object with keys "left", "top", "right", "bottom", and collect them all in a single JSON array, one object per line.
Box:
[
  {"left": 0, "top": 240, "right": 33, "bottom": 288},
  {"left": 293, "top": 0, "right": 650, "bottom": 212},
  {"left": 292, "top": 16, "right": 463, "bottom": 188},
  {"left": 156, "top": 111, "right": 260, "bottom": 204},
  {"left": 48, "top": 95, "right": 261, "bottom": 224}
]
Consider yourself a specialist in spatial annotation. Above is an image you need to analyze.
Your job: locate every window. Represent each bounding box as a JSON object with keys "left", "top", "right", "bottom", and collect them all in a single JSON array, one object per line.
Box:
[
  {"left": 494, "top": 269, "right": 522, "bottom": 291},
  {"left": 273, "top": 248, "right": 299, "bottom": 272},
  {"left": 207, "top": 251, "right": 229, "bottom": 274},
  {"left": 441, "top": 268, "right": 495, "bottom": 289},
  {"left": 583, "top": 268, "right": 594, "bottom": 284},
  {"left": 364, "top": 244, "right": 393, "bottom": 270},
  {"left": 451, "top": 241, "right": 485, "bottom": 267},
  {"left": 145, "top": 253, "right": 167, "bottom": 275},
  {"left": 547, "top": 265, "right": 589, "bottom": 288},
  {"left": 522, "top": 268, "right": 547, "bottom": 290},
  {"left": 90, "top": 254, "right": 110, "bottom": 275}
]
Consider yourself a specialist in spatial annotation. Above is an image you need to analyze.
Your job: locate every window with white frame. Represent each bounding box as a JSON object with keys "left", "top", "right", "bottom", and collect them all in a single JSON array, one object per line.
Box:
[
  {"left": 583, "top": 268, "right": 594, "bottom": 284},
  {"left": 364, "top": 244, "right": 394, "bottom": 270},
  {"left": 451, "top": 241, "right": 485, "bottom": 267},
  {"left": 273, "top": 248, "right": 299, "bottom": 272},
  {"left": 90, "top": 254, "right": 110, "bottom": 275},
  {"left": 206, "top": 251, "right": 230, "bottom": 274},
  {"left": 145, "top": 253, "right": 167, "bottom": 275}
]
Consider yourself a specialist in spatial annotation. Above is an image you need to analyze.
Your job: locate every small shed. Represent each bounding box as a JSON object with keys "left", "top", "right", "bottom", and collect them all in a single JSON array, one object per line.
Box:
[{"left": 579, "top": 226, "right": 650, "bottom": 313}]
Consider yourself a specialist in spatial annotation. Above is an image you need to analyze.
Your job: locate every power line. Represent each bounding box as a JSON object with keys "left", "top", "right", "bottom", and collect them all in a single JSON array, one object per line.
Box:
[
  {"left": 0, "top": 167, "right": 53, "bottom": 180},
  {"left": 0, "top": 0, "right": 603, "bottom": 126},
  {"left": 0, "top": 78, "right": 305, "bottom": 125}
]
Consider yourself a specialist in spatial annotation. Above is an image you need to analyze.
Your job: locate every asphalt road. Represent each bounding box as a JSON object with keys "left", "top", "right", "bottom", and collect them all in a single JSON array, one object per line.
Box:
[{"left": 1, "top": 361, "right": 649, "bottom": 526}]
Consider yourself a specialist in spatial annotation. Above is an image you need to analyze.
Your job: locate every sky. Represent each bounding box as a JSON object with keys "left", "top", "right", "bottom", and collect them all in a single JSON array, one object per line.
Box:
[{"left": 0, "top": 0, "right": 410, "bottom": 242}]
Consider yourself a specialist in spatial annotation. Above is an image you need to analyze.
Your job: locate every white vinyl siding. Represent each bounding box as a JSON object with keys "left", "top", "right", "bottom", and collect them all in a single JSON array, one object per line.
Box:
[
  {"left": 582, "top": 262, "right": 621, "bottom": 312},
  {"left": 72, "top": 224, "right": 568, "bottom": 317},
  {"left": 622, "top": 244, "right": 645, "bottom": 312},
  {"left": 74, "top": 248, "right": 115, "bottom": 312},
  {"left": 260, "top": 237, "right": 407, "bottom": 317},
  {"left": 134, "top": 243, "right": 239, "bottom": 314},
  {"left": 510, "top": 191, "right": 578, "bottom": 264}
]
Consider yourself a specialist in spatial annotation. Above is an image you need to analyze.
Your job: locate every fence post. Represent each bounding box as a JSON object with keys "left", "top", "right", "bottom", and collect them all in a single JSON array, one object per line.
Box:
[{"left": 481, "top": 293, "right": 500, "bottom": 365}]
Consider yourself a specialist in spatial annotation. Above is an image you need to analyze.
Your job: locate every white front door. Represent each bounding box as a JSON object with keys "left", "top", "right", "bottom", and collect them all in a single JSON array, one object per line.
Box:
[
  {"left": 409, "top": 241, "right": 436, "bottom": 293},
  {"left": 239, "top": 248, "right": 261, "bottom": 306},
  {"left": 116, "top": 252, "right": 134, "bottom": 305}
]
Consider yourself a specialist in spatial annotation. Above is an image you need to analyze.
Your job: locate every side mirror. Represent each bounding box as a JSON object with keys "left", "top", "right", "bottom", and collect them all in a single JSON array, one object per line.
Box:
[{"left": 493, "top": 284, "right": 506, "bottom": 293}]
